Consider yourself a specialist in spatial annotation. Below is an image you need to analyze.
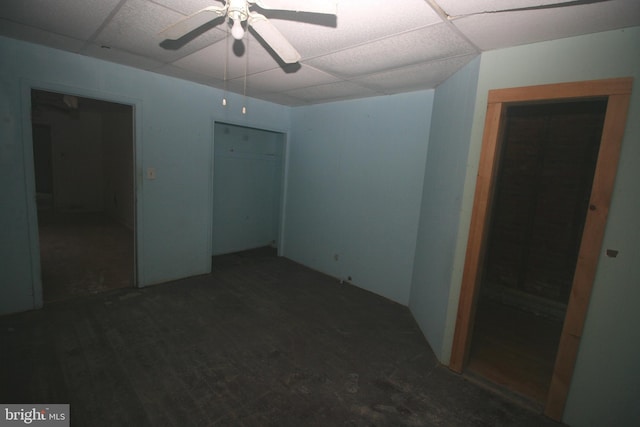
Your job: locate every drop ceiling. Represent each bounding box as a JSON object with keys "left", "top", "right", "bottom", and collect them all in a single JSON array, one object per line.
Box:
[{"left": 1, "top": 0, "right": 639, "bottom": 106}]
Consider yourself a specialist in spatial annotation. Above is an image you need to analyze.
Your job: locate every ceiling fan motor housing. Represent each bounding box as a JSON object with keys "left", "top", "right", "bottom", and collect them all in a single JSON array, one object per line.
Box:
[{"left": 228, "top": 0, "right": 249, "bottom": 22}]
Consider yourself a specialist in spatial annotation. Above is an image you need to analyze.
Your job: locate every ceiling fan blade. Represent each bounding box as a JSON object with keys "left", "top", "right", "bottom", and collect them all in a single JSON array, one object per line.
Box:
[
  {"left": 249, "top": 0, "right": 337, "bottom": 15},
  {"left": 248, "top": 12, "right": 301, "bottom": 64},
  {"left": 160, "top": 5, "right": 227, "bottom": 40}
]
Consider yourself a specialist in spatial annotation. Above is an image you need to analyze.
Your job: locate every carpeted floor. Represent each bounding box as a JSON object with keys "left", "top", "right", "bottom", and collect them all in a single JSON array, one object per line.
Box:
[{"left": 0, "top": 248, "right": 564, "bottom": 426}]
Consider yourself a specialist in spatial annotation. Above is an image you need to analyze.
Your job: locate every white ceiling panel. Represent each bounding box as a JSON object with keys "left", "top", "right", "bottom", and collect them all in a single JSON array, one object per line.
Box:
[
  {"left": 283, "top": 81, "right": 381, "bottom": 103},
  {"left": 172, "top": 42, "right": 228, "bottom": 77},
  {"left": 352, "top": 54, "right": 477, "bottom": 94},
  {"left": 453, "top": 0, "right": 640, "bottom": 51},
  {"left": 2, "top": 0, "right": 638, "bottom": 105},
  {"left": 0, "top": 19, "right": 86, "bottom": 53},
  {"left": 437, "top": 0, "right": 576, "bottom": 17},
  {"left": 248, "top": 91, "right": 307, "bottom": 106},
  {"left": 95, "top": 0, "right": 227, "bottom": 63},
  {"left": 155, "top": 63, "right": 224, "bottom": 86},
  {"left": 214, "top": 84, "right": 307, "bottom": 107},
  {"left": 237, "top": 65, "right": 341, "bottom": 93},
  {"left": 81, "top": 44, "right": 166, "bottom": 71},
  {"left": 0, "top": 0, "right": 122, "bottom": 40},
  {"left": 151, "top": 0, "right": 225, "bottom": 15},
  {"left": 173, "top": 35, "right": 280, "bottom": 79},
  {"left": 306, "top": 23, "right": 476, "bottom": 78},
  {"left": 267, "top": 0, "right": 442, "bottom": 59},
  {"left": 221, "top": 76, "right": 261, "bottom": 97}
]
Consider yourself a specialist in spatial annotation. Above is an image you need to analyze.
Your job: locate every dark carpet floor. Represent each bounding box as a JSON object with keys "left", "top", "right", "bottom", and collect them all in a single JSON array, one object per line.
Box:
[{"left": 0, "top": 248, "right": 564, "bottom": 426}]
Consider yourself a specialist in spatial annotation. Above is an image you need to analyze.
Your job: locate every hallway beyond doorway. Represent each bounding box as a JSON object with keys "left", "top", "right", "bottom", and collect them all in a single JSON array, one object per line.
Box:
[{"left": 38, "top": 211, "right": 133, "bottom": 302}]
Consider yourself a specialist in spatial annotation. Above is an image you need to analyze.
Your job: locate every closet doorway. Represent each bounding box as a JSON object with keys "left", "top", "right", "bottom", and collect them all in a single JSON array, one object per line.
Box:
[
  {"left": 31, "top": 89, "right": 136, "bottom": 302},
  {"left": 449, "top": 78, "right": 632, "bottom": 421},
  {"left": 212, "top": 122, "right": 285, "bottom": 256}
]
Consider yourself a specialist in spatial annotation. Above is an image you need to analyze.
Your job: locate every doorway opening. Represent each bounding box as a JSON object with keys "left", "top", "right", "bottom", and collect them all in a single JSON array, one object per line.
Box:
[
  {"left": 31, "top": 89, "right": 136, "bottom": 303},
  {"left": 449, "top": 78, "right": 632, "bottom": 421},
  {"left": 466, "top": 100, "right": 607, "bottom": 404},
  {"left": 212, "top": 122, "right": 285, "bottom": 257}
]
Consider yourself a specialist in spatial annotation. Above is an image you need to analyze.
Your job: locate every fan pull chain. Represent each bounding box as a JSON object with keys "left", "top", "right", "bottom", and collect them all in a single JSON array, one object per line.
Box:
[
  {"left": 242, "top": 33, "right": 248, "bottom": 115},
  {"left": 222, "top": 20, "right": 229, "bottom": 107},
  {"left": 242, "top": 31, "right": 249, "bottom": 114}
]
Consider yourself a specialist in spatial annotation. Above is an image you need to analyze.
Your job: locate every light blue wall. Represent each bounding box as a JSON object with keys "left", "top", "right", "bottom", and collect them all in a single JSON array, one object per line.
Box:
[
  {"left": 212, "top": 123, "right": 284, "bottom": 255},
  {"left": 445, "top": 27, "right": 640, "bottom": 426},
  {"left": 286, "top": 91, "right": 434, "bottom": 304},
  {"left": 0, "top": 36, "right": 289, "bottom": 314},
  {"left": 409, "top": 57, "right": 481, "bottom": 360}
]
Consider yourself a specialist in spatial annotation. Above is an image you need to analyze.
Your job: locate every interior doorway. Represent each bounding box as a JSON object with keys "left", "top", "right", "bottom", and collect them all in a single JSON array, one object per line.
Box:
[
  {"left": 31, "top": 89, "right": 136, "bottom": 303},
  {"left": 466, "top": 100, "right": 607, "bottom": 404},
  {"left": 449, "top": 78, "right": 633, "bottom": 420},
  {"left": 212, "top": 122, "right": 285, "bottom": 256}
]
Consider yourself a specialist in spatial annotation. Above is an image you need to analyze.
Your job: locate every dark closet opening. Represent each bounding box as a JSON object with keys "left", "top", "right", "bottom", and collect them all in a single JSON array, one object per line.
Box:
[
  {"left": 467, "top": 99, "right": 607, "bottom": 404},
  {"left": 212, "top": 122, "right": 285, "bottom": 257},
  {"left": 31, "top": 89, "right": 136, "bottom": 303}
]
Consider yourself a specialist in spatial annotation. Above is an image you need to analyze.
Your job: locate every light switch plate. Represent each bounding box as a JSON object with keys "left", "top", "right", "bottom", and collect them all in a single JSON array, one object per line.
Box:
[{"left": 146, "top": 167, "right": 156, "bottom": 180}]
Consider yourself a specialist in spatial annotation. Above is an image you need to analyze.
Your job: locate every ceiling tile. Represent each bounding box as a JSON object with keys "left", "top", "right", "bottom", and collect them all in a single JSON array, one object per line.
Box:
[
  {"left": 0, "top": 19, "right": 86, "bottom": 53},
  {"left": 306, "top": 23, "right": 477, "bottom": 78},
  {"left": 81, "top": 43, "right": 166, "bottom": 71},
  {"left": 352, "top": 54, "right": 477, "bottom": 94},
  {"left": 249, "top": 91, "right": 308, "bottom": 106},
  {"left": 236, "top": 65, "right": 341, "bottom": 93},
  {"left": 436, "top": 0, "right": 574, "bottom": 17},
  {"left": 283, "top": 81, "right": 381, "bottom": 104},
  {"left": 0, "top": 0, "right": 121, "bottom": 40},
  {"left": 267, "top": 0, "right": 443, "bottom": 59},
  {"left": 453, "top": 0, "right": 640, "bottom": 51},
  {"left": 150, "top": 0, "right": 225, "bottom": 15},
  {"left": 169, "top": 69, "right": 314, "bottom": 105},
  {"left": 172, "top": 34, "right": 280, "bottom": 79},
  {"left": 2, "top": 0, "right": 637, "bottom": 106},
  {"left": 0, "top": 0, "right": 119, "bottom": 39},
  {"left": 155, "top": 63, "right": 224, "bottom": 86},
  {"left": 95, "top": 0, "right": 227, "bottom": 63}
]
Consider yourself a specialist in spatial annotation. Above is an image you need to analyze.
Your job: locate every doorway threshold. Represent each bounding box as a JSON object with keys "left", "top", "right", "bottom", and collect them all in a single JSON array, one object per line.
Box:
[{"left": 462, "top": 368, "right": 546, "bottom": 415}]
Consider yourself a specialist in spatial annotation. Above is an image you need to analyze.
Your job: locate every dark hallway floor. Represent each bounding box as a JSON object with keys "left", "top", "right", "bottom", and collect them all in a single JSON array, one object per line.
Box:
[
  {"left": 0, "top": 248, "right": 563, "bottom": 426},
  {"left": 468, "top": 300, "right": 564, "bottom": 405},
  {"left": 37, "top": 210, "right": 133, "bottom": 302}
]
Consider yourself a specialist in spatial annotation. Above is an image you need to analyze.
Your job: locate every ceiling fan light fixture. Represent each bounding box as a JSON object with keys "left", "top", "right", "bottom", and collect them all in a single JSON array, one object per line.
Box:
[{"left": 161, "top": 0, "right": 337, "bottom": 64}]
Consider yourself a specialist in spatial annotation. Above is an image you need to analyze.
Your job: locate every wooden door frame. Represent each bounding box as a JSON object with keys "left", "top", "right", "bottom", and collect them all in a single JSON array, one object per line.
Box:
[{"left": 448, "top": 77, "right": 633, "bottom": 421}]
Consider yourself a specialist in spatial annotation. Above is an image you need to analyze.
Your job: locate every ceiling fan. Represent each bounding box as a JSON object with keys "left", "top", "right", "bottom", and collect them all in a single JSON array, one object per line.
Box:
[{"left": 161, "top": 0, "right": 338, "bottom": 64}]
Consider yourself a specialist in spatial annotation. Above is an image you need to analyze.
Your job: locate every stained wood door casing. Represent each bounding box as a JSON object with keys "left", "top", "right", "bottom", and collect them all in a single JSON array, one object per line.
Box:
[{"left": 449, "top": 78, "right": 633, "bottom": 421}]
